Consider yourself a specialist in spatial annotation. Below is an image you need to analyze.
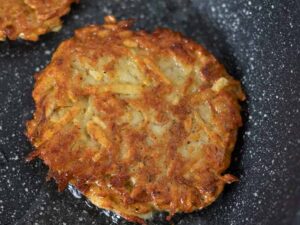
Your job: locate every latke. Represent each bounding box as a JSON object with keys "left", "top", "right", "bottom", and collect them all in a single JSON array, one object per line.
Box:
[
  {"left": 0, "top": 0, "right": 78, "bottom": 41},
  {"left": 27, "top": 16, "right": 245, "bottom": 224}
]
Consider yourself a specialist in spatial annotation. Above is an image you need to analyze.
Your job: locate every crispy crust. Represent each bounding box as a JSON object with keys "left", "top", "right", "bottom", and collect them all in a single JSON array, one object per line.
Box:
[
  {"left": 26, "top": 16, "right": 245, "bottom": 223},
  {"left": 0, "top": 0, "right": 78, "bottom": 41}
]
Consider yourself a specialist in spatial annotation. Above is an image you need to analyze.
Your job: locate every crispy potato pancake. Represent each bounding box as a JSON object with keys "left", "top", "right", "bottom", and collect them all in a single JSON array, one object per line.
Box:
[
  {"left": 0, "top": 0, "right": 78, "bottom": 41},
  {"left": 27, "top": 16, "right": 245, "bottom": 224}
]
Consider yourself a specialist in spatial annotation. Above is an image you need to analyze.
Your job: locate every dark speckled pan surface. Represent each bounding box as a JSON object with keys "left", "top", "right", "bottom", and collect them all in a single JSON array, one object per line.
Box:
[{"left": 0, "top": 0, "right": 299, "bottom": 225}]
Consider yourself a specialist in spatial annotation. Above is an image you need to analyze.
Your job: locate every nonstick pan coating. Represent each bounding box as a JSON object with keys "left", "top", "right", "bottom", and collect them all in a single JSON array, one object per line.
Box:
[{"left": 0, "top": 0, "right": 299, "bottom": 225}]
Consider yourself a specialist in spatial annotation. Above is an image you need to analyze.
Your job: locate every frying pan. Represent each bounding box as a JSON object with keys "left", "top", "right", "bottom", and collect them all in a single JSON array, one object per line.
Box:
[{"left": 0, "top": 0, "right": 299, "bottom": 224}]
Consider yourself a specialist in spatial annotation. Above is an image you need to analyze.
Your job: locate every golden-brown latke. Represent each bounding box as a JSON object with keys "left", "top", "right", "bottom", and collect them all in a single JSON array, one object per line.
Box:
[
  {"left": 0, "top": 0, "right": 78, "bottom": 41},
  {"left": 26, "top": 16, "right": 245, "bottom": 224}
]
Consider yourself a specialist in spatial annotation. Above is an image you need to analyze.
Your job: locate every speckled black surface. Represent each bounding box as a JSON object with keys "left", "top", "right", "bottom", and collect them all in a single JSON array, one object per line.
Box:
[{"left": 0, "top": 0, "right": 299, "bottom": 225}]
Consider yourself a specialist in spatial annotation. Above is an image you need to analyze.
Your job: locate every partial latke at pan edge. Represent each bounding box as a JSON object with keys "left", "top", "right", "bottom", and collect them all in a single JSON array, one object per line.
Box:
[
  {"left": 0, "top": 0, "right": 78, "bottom": 41},
  {"left": 26, "top": 16, "right": 245, "bottom": 224}
]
